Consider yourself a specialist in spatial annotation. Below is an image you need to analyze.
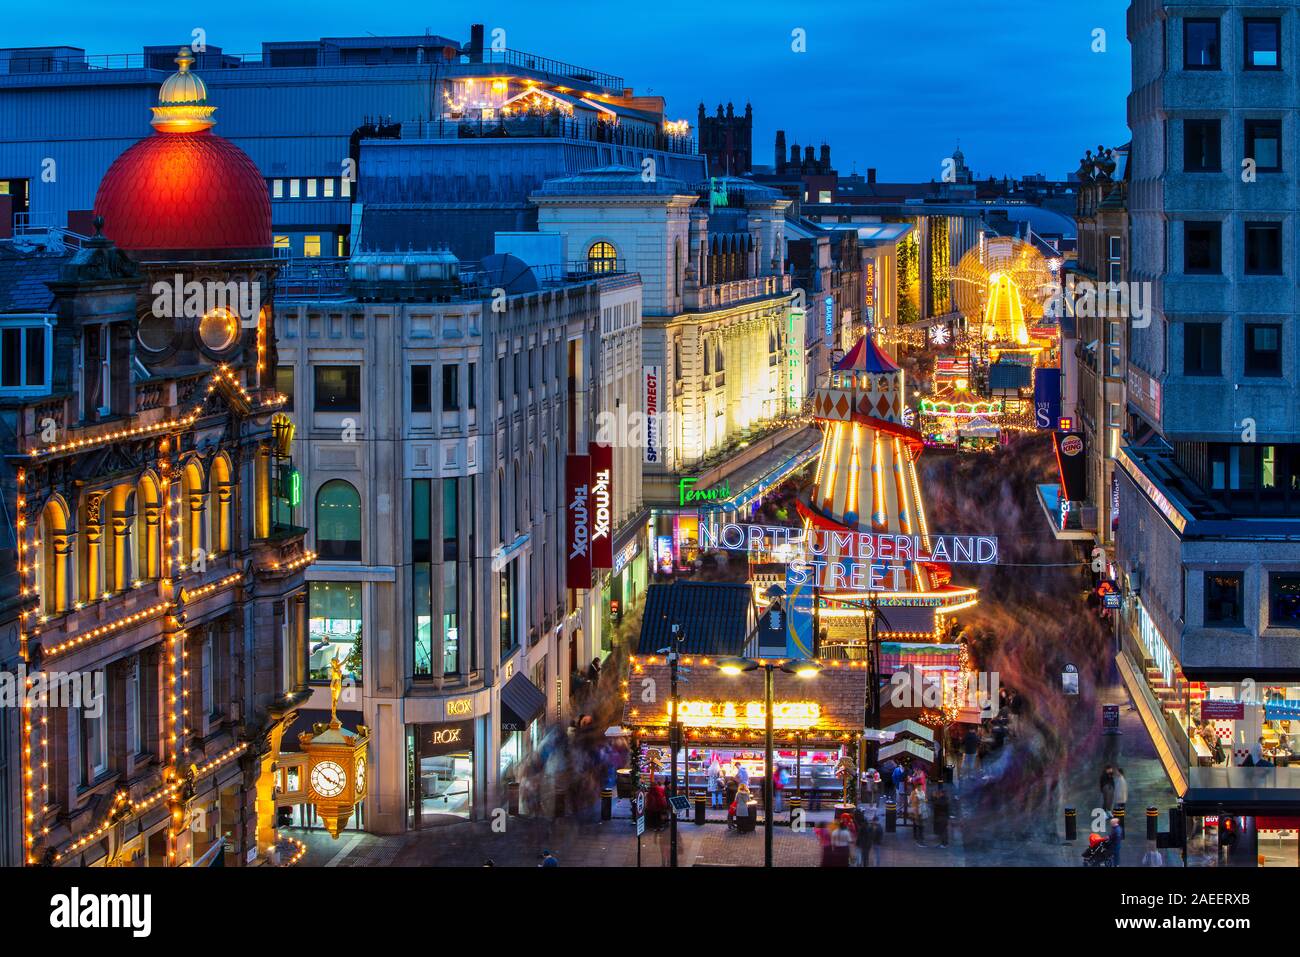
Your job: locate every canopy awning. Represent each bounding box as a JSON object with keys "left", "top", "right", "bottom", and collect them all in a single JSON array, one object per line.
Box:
[{"left": 500, "top": 672, "right": 546, "bottom": 733}]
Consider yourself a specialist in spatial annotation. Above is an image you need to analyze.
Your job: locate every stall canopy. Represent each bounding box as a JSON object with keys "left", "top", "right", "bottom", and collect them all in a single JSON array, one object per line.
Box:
[
  {"left": 623, "top": 655, "right": 868, "bottom": 747},
  {"left": 636, "top": 580, "right": 754, "bottom": 655},
  {"left": 878, "top": 738, "right": 936, "bottom": 766},
  {"left": 500, "top": 672, "right": 547, "bottom": 733}
]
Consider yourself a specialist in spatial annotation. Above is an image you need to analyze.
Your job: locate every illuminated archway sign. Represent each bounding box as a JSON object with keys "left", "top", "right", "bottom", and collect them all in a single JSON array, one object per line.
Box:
[{"left": 674, "top": 700, "right": 822, "bottom": 730}]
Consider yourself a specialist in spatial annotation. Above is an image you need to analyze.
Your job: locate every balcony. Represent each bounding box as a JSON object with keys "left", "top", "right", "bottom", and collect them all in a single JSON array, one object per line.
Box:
[{"left": 684, "top": 274, "right": 792, "bottom": 312}]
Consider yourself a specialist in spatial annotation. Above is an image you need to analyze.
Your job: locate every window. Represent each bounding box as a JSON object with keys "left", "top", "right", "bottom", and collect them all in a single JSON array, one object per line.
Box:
[
  {"left": 306, "top": 178, "right": 317, "bottom": 198},
  {"left": 130, "top": 660, "right": 145, "bottom": 755},
  {"left": 314, "top": 365, "right": 360, "bottom": 412},
  {"left": 1245, "top": 222, "right": 1282, "bottom": 275},
  {"left": 468, "top": 362, "right": 476, "bottom": 409},
  {"left": 442, "top": 363, "right": 460, "bottom": 411},
  {"left": 341, "top": 176, "right": 352, "bottom": 198},
  {"left": 1245, "top": 322, "right": 1282, "bottom": 376},
  {"left": 1183, "top": 119, "right": 1221, "bottom": 172},
  {"left": 308, "top": 580, "right": 362, "bottom": 682},
  {"left": 273, "top": 179, "right": 283, "bottom": 199},
  {"left": 499, "top": 561, "right": 518, "bottom": 659},
  {"left": 0, "top": 325, "right": 48, "bottom": 391},
  {"left": 1107, "top": 236, "right": 1123, "bottom": 260},
  {"left": 1184, "top": 221, "right": 1221, "bottom": 274},
  {"left": 201, "top": 637, "right": 214, "bottom": 716},
  {"left": 289, "top": 179, "right": 301, "bottom": 198},
  {"left": 1184, "top": 322, "right": 1222, "bottom": 376},
  {"left": 1244, "top": 18, "right": 1281, "bottom": 70},
  {"left": 1269, "top": 573, "right": 1300, "bottom": 626},
  {"left": 274, "top": 364, "right": 295, "bottom": 411},
  {"left": 1183, "top": 18, "right": 1220, "bottom": 70},
  {"left": 273, "top": 235, "right": 290, "bottom": 252},
  {"left": 497, "top": 355, "right": 506, "bottom": 401},
  {"left": 1245, "top": 120, "right": 1281, "bottom": 172},
  {"left": 1204, "top": 571, "right": 1243, "bottom": 626},
  {"left": 323, "top": 178, "right": 335, "bottom": 198},
  {"left": 442, "top": 478, "right": 460, "bottom": 675},
  {"left": 315, "top": 480, "right": 361, "bottom": 561},
  {"left": 413, "top": 479, "right": 433, "bottom": 676},
  {"left": 82, "top": 708, "right": 107, "bottom": 785},
  {"left": 303, "top": 234, "right": 322, "bottom": 258},
  {"left": 411, "top": 364, "right": 432, "bottom": 413},
  {"left": 587, "top": 241, "right": 617, "bottom": 274}
]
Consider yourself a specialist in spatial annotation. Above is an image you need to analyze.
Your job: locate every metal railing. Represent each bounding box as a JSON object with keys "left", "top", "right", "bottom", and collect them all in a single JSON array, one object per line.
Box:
[{"left": 1, "top": 47, "right": 623, "bottom": 89}]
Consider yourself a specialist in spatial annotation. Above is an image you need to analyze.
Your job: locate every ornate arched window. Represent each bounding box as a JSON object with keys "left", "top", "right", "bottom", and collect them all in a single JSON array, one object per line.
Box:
[
  {"left": 587, "top": 241, "right": 617, "bottom": 274},
  {"left": 135, "top": 474, "right": 162, "bottom": 581},
  {"left": 209, "top": 453, "right": 233, "bottom": 555},
  {"left": 181, "top": 459, "right": 206, "bottom": 570},
  {"left": 37, "top": 497, "right": 72, "bottom": 615},
  {"left": 315, "top": 480, "right": 361, "bottom": 561},
  {"left": 107, "top": 483, "right": 135, "bottom": 592}
]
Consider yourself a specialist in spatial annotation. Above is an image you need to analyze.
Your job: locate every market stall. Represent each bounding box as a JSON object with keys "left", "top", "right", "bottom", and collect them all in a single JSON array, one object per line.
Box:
[{"left": 620, "top": 654, "right": 869, "bottom": 803}]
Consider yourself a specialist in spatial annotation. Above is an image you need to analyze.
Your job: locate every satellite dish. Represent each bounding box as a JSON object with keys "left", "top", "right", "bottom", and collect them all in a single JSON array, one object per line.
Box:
[{"left": 476, "top": 253, "right": 539, "bottom": 295}]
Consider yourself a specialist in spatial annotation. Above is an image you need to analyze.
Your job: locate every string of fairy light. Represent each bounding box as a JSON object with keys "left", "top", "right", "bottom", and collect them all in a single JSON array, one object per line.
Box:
[{"left": 14, "top": 363, "right": 299, "bottom": 864}]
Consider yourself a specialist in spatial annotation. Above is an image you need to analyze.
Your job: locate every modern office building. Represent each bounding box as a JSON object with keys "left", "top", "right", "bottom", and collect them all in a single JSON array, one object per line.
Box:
[
  {"left": 273, "top": 244, "right": 643, "bottom": 833},
  {"left": 0, "top": 54, "right": 311, "bottom": 866},
  {"left": 1118, "top": 0, "right": 1300, "bottom": 863}
]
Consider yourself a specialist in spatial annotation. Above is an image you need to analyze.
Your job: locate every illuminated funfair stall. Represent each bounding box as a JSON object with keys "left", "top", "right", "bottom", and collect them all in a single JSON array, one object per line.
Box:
[
  {"left": 787, "top": 336, "right": 984, "bottom": 726},
  {"left": 923, "top": 235, "right": 1057, "bottom": 445}
]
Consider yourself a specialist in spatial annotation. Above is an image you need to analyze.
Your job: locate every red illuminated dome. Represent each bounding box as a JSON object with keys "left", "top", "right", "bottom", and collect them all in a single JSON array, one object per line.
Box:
[{"left": 93, "top": 47, "right": 271, "bottom": 258}]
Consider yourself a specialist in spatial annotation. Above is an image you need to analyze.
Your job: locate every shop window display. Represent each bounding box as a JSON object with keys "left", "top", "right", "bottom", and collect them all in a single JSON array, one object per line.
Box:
[{"left": 309, "top": 580, "right": 362, "bottom": 683}]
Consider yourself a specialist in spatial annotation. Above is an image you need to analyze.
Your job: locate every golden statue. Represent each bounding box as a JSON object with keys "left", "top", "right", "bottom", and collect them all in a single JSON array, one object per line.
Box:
[{"left": 328, "top": 657, "right": 343, "bottom": 729}]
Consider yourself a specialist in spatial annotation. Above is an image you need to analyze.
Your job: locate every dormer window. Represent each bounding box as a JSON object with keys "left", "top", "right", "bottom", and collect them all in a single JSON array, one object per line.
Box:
[{"left": 0, "top": 320, "right": 51, "bottom": 395}]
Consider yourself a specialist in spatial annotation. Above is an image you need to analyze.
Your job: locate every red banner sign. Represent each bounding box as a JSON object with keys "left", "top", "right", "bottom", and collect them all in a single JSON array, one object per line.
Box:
[
  {"left": 566, "top": 454, "right": 592, "bottom": 589},
  {"left": 589, "top": 442, "right": 613, "bottom": 570}
]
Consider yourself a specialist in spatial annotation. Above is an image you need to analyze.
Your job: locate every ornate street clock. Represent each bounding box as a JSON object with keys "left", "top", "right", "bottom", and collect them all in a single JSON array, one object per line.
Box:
[{"left": 299, "top": 659, "right": 370, "bottom": 838}]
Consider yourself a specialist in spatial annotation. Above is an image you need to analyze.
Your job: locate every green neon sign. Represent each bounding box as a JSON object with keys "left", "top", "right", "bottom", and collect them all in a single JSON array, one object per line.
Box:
[
  {"left": 280, "top": 467, "right": 302, "bottom": 507},
  {"left": 679, "top": 476, "right": 731, "bottom": 507}
]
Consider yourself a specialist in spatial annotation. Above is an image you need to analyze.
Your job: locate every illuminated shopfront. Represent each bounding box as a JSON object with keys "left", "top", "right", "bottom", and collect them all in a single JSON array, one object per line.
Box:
[
  {"left": 308, "top": 581, "right": 362, "bottom": 683},
  {"left": 407, "top": 719, "right": 477, "bottom": 827}
]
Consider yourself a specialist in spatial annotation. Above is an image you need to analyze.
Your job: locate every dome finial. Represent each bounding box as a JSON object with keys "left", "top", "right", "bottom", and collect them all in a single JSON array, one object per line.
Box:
[{"left": 151, "top": 44, "right": 215, "bottom": 133}]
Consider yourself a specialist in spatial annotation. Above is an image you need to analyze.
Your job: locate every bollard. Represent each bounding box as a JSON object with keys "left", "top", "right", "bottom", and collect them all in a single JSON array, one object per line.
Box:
[
  {"left": 600, "top": 788, "right": 613, "bottom": 821},
  {"left": 694, "top": 795, "right": 706, "bottom": 826},
  {"left": 1115, "top": 805, "right": 1126, "bottom": 837},
  {"left": 1146, "top": 806, "right": 1158, "bottom": 841},
  {"left": 885, "top": 799, "right": 897, "bottom": 832},
  {"left": 788, "top": 796, "right": 803, "bottom": 828},
  {"left": 1064, "top": 807, "right": 1077, "bottom": 842},
  {"left": 507, "top": 780, "right": 521, "bottom": 816}
]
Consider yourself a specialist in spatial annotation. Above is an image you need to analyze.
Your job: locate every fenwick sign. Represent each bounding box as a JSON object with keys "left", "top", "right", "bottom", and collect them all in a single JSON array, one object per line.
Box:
[
  {"left": 700, "top": 521, "right": 998, "bottom": 590},
  {"left": 678, "top": 477, "right": 730, "bottom": 507}
]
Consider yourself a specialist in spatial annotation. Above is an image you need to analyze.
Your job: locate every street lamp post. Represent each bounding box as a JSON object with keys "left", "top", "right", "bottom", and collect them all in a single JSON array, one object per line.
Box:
[{"left": 718, "top": 657, "right": 821, "bottom": 868}]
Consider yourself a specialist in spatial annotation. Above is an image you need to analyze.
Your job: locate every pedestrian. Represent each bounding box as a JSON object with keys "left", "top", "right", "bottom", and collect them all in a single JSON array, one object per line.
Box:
[
  {"left": 862, "top": 767, "right": 878, "bottom": 806},
  {"left": 1108, "top": 816, "right": 1123, "bottom": 866},
  {"left": 855, "top": 809, "right": 874, "bottom": 866},
  {"left": 586, "top": 657, "right": 601, "bottom": 687},
  {"left": 724, "top": 775, "right": 738, "bottom": 821},
  {"left": 828, "top": 813, "right": 855, "bottom": 867},
  {"left": 735, "top": 761, "right": 750, "bottom": 790},
  {"left": 961, "top": 726, "right": 980, "bottom": 777},
  {"left": 1113, "top": 766, "right": 1129, "bottom": 822},
  {"left": 909, "top": 786, "right": 926, "bottom": 845},
  {"left": 1141, "top": 843, "right": 1164, "bottom": 867},
  {"left": 1099, "top": 764, "right": 1115, "bottom": 812},
  {"left": 707, "top": 756, "right": 724, "bottom": 808},
  {"left": 931, "top": 786, "right": 951, "bottom": 848},
  {"left": 772, "top": 763, "right": 788, "bottom": 813},
  {"left": 892, "top": 763, "right": 906, "bottom": 807},
  {"left": 539, "top": 849, "right": 559, "bottom": 867}
]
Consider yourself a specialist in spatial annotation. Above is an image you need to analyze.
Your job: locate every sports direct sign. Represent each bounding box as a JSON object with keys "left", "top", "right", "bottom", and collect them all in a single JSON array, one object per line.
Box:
[{"left": 643, "top": 365, "right": 668, "bottom": 465}]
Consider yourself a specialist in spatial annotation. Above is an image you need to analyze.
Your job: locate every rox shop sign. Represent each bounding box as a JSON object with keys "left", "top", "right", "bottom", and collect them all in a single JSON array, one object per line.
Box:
[{"left": 566, "top": 444, "right": 615, "bottom": 588}]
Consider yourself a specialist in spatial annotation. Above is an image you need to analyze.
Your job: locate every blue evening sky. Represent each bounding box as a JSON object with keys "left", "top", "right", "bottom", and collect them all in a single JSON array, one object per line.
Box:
[{"left": 7, "top": 0, "right": 1131, "bottom": 180}]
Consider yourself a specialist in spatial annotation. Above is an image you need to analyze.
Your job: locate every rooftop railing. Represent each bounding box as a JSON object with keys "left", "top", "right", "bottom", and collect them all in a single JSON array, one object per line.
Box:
[{"left": 0, "top": 46, "right": 623, "bottom": 89}]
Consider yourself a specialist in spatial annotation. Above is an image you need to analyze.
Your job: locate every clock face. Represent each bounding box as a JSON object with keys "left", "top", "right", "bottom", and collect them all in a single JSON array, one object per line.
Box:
[
  {"left": 310, "top": 760, "right": 347, "bottom": 798},
  {"left": 355, "top": 756, "right": 367, "bottom": 797}
]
